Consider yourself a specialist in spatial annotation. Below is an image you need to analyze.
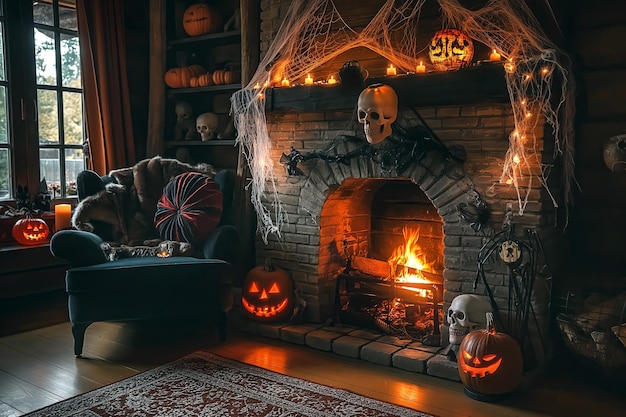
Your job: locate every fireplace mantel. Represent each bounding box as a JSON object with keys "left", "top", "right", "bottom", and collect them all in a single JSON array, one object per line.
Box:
[{"left": 264, "top": 63, "right": 509, "bottom": 112}]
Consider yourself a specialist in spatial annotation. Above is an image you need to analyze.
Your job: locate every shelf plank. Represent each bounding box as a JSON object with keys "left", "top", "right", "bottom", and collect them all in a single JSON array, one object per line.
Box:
[
  {"left": 167, "top": 83, "right": 242, "bottom": 96},
  {"left": 165, "top": 140, "right": 236, "bottom": 147},
  {"left": 264, "top": 63, "right": 509, "bottom": 112},
  {"left": 167, "top": 30, "right": 241, "bottom": 48}
]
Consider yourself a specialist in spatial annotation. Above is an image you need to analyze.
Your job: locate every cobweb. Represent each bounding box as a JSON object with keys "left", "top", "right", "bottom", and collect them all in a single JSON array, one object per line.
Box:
[{"left": 231, "top": 0, "right": 576, "bottom": 243}]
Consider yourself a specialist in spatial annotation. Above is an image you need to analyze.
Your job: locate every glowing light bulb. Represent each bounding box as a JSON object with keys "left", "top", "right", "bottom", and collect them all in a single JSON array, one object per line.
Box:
[
  {"left": 253, "top": 82, "right": 261, "bottom": 89},
  {"left": 513, "top": 154, "right": 521, "bottom": 164}
]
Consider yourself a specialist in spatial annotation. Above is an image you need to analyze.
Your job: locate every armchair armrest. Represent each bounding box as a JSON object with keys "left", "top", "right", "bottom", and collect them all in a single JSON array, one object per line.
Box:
[
  {"left": 200, "top": 224, "right": 239, "bottom": 264},
  {"left": 50, "top": 230, "right": 107, "bottom": 267}
]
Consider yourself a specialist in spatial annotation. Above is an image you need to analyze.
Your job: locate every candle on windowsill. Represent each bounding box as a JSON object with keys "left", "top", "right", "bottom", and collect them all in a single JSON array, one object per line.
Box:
[
  {"left": 327, "top": 75, "right": 337, "bottom": 84},
  {"left": 386, "top": 64, "right": 397, "bottom": 76},
  {"left": 416, "top": 61, "right": 426, "bottom": 73},
  {"left": 304, "top": 74, "right": 314, "bottom": 85},
  {"left": 489, "top": 49, "right": 501, "bottom": 62},
  {"left": 55, "top": 204, "right": 72, "bottom": 231}
]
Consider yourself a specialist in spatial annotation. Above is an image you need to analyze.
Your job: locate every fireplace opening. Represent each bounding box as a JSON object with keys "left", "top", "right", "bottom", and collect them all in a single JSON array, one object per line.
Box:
[{"left": 319, "top": 177, "right": 445, "bottom": 343}]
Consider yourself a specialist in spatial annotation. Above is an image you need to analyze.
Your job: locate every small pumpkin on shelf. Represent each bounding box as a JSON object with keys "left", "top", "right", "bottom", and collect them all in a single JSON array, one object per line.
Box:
[
  {"left": 182, "top": 3, "right": 221, "bottom": 37},
  {"left": 164, "top": 65, "right": 206, "bottom": 88},
  {"left": 212, "top": 69, "right": 241, "bottom": 85}
]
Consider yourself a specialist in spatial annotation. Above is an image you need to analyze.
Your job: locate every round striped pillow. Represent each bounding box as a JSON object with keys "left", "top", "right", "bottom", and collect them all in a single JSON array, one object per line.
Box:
[{"left": 154, "top": 172, "right": 223, "bottom": 246}]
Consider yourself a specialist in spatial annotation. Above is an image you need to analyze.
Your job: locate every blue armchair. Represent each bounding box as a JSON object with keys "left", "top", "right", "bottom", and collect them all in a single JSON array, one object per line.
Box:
[{"left": 50, "top": 167, "right": 240, "bottom": 357}]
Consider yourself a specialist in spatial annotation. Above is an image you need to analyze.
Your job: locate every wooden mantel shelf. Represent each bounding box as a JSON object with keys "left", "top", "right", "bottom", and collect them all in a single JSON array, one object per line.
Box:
[{"left": 264, "top": 62, "right": 509, "bottom": 112}]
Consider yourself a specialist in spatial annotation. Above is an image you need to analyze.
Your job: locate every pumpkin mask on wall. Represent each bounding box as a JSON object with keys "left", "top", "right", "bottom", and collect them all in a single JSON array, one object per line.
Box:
[
  {"left": 428, "top": 29, "right": 474, "bottom": 71},
  {"left": 242, "top": 258, "right": 293, "bottom": 322},
  {"left": 12, "top": 213, "right": 50, "bottom": 245},
  {"left": 458, "top": 312, "right": 523, "bottom": 399}
]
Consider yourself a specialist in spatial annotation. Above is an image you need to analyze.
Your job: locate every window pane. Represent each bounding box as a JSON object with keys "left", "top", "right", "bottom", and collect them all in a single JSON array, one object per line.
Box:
[
  {"left": 35, "top": 28, "right": 57, "bottom": 86},
  {"left": 63, "top": 91, "right": 82, "bottom": 145},
  {"left": 33, "top": 1, "right": 54, "bottom": 26},
  {"left": 59, "top": 1, "right": 77, "bottom": 31},
  {"left": 61, "top": 33, "right": 80, "bottom": 87},
  {"left": 0, "top": 148, "right": 9, "bottom": 199},
  {"left": 65, "top": 148, "right": 81, "bottom": 196},
  {"left": 0, "top": 86, "right": 6, "bottom": 144},
  {"left": 0, "top": 23, "right": 5, "bottom": 81},
  {"left": 38, "top": 89, "right": 59, "bottom": 144},
  {"left": 40, "top": 147, "right": 60, "bottom": 196}
]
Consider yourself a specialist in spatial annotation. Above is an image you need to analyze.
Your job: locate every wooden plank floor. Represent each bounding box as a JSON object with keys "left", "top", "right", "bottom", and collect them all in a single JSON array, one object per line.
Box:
[{"left": 0, "top": 320, "right": 624, "bottom": 417}]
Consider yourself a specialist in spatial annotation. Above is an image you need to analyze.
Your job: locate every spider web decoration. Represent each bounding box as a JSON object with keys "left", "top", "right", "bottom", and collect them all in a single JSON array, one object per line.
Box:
[{"left": 231, "top": 0, "right": 575, "bottom": 243}]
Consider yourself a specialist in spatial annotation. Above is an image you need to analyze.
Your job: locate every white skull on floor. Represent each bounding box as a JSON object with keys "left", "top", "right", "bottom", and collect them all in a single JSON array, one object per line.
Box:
[
  {"left": 196, "top": 112, "right": 219, "bottom": 141},
  {"left": 357, "top": 83, "right": 398, "bottom": 144},
  {"left": 447, "top": 294, "right": 493, "bottom": 344}
]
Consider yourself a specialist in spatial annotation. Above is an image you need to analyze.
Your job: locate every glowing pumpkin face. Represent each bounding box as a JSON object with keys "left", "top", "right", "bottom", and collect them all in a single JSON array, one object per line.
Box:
[
  {"left": 12, "top": 215, "right": 50, "bottom": 245},
  {"left": 428, "top": 29, "right": 474, "bottom": 71},
  {"left": 458, "top": 312, "right": 523, "bottom": 396},
  {"left": 242, "top": 259, "right": 293, "bottom": 322}
]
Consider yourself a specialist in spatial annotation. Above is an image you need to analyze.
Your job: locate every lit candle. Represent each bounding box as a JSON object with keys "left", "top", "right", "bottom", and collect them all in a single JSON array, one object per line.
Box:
[
  {"left": 416, "top": 61, "right": 426, "bottom": 73},
  {"left": 305, "top": 74, "right": 313, "bottom": 85},
  {"left": 281, "top": 78, "right": 290, "bottom": 86},
  {"left": 386, "top": 64, "right": 397, "bottom": 76},
  {"left": 327, "top": 75, "right": 337, "bottom": 84},
  {"left": 55, "top": 204, "right": 72, "bottom": 231},
  {"left": 489, "top": 49, "right": 501, "bottom": 62}
]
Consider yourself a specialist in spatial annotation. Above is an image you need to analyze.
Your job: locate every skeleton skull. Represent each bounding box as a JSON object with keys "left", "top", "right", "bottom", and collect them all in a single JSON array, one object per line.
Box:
[
  {"left": 196, "top": 112, "right": 219, "bottom": 141},
  {"left": 357, "top": 83, "right": 398, "bottom": 144},
  {"left": 175, "top": 101, "right": 193, "bottom": 122},
  {"left": 447, "top": 294, "right": 493, "bottom": 345}
]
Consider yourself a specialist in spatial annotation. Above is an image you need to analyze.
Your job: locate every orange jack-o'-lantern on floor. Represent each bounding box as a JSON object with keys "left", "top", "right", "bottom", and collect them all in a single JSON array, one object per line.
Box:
[
  {"left": 242, "top": 258, "right": 293, "bottom": 322},
  {"left": 458, "top": 312, "right": 523, "bottom": 397},
  {"left": 428, "top": 29, "right": 474, "bottom": 71},
  {"left": 12, "top": 214, "right": 50, "bottom": 245}
]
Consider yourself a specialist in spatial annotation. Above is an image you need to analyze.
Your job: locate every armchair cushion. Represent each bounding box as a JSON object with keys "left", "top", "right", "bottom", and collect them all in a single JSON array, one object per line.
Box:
[{"left": 154, "top": 172, "right": 223, "bottom": 246}]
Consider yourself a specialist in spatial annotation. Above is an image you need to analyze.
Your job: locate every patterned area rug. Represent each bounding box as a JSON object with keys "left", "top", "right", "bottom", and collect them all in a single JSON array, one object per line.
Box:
[{"left": 26, "top": 351, "right": 434, "bottom": 416}]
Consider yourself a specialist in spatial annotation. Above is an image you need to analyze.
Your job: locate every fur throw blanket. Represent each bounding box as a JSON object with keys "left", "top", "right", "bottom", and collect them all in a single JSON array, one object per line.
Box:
[{"left": 72, "top": 156, "right": 216, "bottom": 246}]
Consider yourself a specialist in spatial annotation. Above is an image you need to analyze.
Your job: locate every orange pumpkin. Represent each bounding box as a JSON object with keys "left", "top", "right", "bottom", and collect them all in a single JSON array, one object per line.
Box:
[
  {"left": 428, "top": 29, "right": 474, "bottom": 71},
  {"left": 198, "top": 72, "right": 214, "bottom": 87},
  {"left": 164, "top": 65, "right": 206, "bottom": 88},
  {"left": 212, "top": 69, "right": 240, "bottom": 85},
  {"left": 183, "top": 3, "right": 221, "bottom": 37},
  {"left": 12, "top": 214, "right": 50, "bottom": 245},
  {"left": 458, "top": 312, "right": 523, "bottom": 397},
  {"left": 189, "top": 76, "right": 200, "bottom": 88},
  {"left": 241, "top": 258, "right": 293, "bottom": 322}
]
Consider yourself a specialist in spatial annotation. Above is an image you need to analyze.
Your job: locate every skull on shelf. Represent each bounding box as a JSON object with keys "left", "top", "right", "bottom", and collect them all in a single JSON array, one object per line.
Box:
[
  {"left": 174, "top": 101, "right": 196, "bottom": 141},
  {"left": 447, "top": 294, "right": 493, "bottom": 345},
  {"left": 357, "top": 83, "right": 398, "bottom": 144},
  {"left": 196, "top": 112, "right": 219, "bottom": 141}
]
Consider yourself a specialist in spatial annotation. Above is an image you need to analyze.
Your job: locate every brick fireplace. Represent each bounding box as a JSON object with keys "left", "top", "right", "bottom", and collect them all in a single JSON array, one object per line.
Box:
[{"left": 254, "top": 100, "right": 556, "bottom": 351}]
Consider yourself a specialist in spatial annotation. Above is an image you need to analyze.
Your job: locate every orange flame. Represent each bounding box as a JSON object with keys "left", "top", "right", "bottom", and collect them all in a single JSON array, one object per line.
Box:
[{"left": 388, "top": 227, "right": 437, "bottom": 297}]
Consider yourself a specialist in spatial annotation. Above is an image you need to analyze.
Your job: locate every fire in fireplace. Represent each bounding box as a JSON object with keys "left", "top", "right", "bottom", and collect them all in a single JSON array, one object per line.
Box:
[{"left": 334, "top": 226, "right": 444, "bottom": 345}]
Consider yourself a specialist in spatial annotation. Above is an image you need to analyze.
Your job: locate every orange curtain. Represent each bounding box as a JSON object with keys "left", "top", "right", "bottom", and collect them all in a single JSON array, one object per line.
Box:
[{"left": 76, "top": 0, "right": 135, "bottom": 175}]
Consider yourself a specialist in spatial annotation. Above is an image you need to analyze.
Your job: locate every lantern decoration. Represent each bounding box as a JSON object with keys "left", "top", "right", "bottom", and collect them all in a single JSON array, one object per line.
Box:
[
  {"left": 12, "top": 212, "right": 50, "bottom": 245},
  {"left": 182, "top": 3, "right": 221, "bottom": 37},
  {"left": 241, "top": 258, "right": 293, "bottom": 322},
  {"left": 458, "top": 312, "right": 523, "bottom": 401},
  {"left": 428, "top": 29, "right": 474, "bottom": 71}
]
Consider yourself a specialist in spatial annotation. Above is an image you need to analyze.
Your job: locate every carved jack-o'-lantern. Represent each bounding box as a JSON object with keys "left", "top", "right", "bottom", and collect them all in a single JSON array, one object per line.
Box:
[
  {"left": 428, "top": 29, "right": 474, "bottom": 71},
  {"left": 182, "top": 3, "right": 221, "bottom": 37},
  {"left": 12, "top": 214, "right": 50, "bottom": 245},
  {"left": 458, "top": 312, "right": 523, "bottom": 398},
  {"left": 242, "top": 258, "right": 293, "bottom": 322}
]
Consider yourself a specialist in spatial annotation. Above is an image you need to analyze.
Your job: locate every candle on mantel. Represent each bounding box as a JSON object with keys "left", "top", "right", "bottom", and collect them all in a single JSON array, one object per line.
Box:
[
  {"left": 386, "top": 64, "right": 397, "bottom": 76},
  {"left": 304, "top": 74, "right": 314, "bottom": 85},
  {"left": 55, "top": 204, "right": 72, "bottom": 231},
  {"left": 327, "top": 75, "right": 337, "bottom": 84},
  {"left": 489, "top": 49, "right": 501, "bottom": 62},
  {"left": 416, "top": 61, "right": 426, "bottom": 73},
  {"left": 281, "top": 78, "right": 290, "bottom": 86}
]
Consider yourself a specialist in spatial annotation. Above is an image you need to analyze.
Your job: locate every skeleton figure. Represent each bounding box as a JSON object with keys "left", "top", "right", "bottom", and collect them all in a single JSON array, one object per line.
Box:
[
  {"left": 357, "top": 83, "right": 398, "bottom": 144},
  {"left": 447, "top": 294, "right": 493, "bottom": 345},
  {"left": 174, "top": 101, "right": 196, "bottom": 141},
  {"left": 196, "top": 112, "right": 219, "bottom": 141}
]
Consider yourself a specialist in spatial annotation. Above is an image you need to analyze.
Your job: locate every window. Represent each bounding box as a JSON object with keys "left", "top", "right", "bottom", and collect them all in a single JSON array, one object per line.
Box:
[{"left": 0, "top": 0, "right": 84, "bottom": 202}]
